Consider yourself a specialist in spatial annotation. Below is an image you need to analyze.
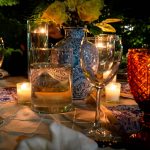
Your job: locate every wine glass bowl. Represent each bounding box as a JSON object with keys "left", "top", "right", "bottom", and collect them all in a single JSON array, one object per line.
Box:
[
  {"left": 81, "top": 35, "right": 122, "bottom": 87},
  {"left": 80, "top": 34, "right": 123, "bottom": 143}
]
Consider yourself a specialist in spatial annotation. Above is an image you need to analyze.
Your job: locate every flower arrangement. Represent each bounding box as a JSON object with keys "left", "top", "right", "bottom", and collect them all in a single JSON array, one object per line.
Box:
[
  {"left": 38, "top": 0, "right": 121, "bottom": 34},
  {"left": 41, "top": 0, "right": 103, "bottom": 26}
]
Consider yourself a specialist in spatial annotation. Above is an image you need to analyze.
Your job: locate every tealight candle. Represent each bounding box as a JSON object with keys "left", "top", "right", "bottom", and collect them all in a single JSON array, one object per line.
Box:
[
  {"left": 103, "top": 70, "right": 117, "bottom": 82},
  {"left": 105, "top": 82, "right": 121, "bottom": 102},
  {"left": 17, "top": 82, "right": 31, "bottom": 105}
]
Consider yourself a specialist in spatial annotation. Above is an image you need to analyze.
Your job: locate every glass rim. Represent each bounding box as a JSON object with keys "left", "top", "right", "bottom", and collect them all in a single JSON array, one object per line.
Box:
[
  {"left": 86, "top": 34, "right": 122, "bottom": 42},
  {"left": 27, "top": 19, "right": 49, "bottom": 24},
  {"left": 31, "top": 47, "right": 72, "bottom": 52},
  {"left": 128, "top": 48, "right": 150, "bottom": 52},
  {"left": 94, "top": 33, "right": 121, "bottom": 37}
]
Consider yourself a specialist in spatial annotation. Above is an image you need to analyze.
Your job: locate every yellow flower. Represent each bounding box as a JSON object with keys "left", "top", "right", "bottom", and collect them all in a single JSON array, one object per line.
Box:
[
  {"left": 65, "top": 0, "right": 84, "bottom": 11},
  {"left": 77, "top": 0, "right": 104, "bottom": 22},
  {"left": 40, "top": 0, "right": 121, "bottom": 33},
  {"left": 41, "top": 0, "right": 104, "bottom": 25},
  {"left": 41, "top": 1, "right": 69, "bottom": 25}
]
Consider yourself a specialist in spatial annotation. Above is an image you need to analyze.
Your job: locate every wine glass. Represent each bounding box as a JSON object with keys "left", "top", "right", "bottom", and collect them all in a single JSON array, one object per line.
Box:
[
  {"left": 0, "top": 37, "right": 5, "bottom": 125},
  {"left": 80, "top": 34, "right": 123, "bottom": 143}
]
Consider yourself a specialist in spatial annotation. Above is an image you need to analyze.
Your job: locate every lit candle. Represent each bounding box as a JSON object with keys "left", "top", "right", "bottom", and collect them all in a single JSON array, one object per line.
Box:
[
  {"left": 105, "top": 82, "right": 121, "bottom": 102},
  {"left": 103, "top": 70, "right": 117, "bottom": 82},
  {"left": 96, "top": 42, "right": 106, "bottom": 48},
  {"left": 17, "top": 82, "right": 31, "bottom": 105},
  {"left": 34, "top": 27, "right": 47, "bottom": 33}
]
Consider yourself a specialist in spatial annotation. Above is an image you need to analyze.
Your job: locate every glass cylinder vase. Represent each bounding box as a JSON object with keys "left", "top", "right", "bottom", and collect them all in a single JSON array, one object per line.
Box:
[
  {"left": 27, "top": 20, "right": 73, "bottom": 114},
  {"left": 27, "top": 20, "right": 49, "bottom": 77}
]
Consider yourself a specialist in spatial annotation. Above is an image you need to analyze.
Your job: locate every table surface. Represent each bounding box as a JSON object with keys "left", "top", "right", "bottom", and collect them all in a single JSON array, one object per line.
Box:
[{"left": 0, "top": 76, "right": 143, "bottom": 150}]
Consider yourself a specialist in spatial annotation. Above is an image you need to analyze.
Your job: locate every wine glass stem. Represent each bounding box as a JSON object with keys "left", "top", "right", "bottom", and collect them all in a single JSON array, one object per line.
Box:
[{"left": 94, "top": 87, "right": 102, "bottom": 128}]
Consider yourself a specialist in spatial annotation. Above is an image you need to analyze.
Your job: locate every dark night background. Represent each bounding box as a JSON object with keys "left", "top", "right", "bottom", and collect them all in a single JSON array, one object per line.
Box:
[{"left": 0, "top": 0, "right": 150, "bottom": 76}]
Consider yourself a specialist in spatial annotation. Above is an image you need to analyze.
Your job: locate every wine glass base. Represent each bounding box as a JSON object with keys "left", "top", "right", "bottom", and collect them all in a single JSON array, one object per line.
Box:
[{"left": 85, "top": 127, "right": 122, "bottom": 146}]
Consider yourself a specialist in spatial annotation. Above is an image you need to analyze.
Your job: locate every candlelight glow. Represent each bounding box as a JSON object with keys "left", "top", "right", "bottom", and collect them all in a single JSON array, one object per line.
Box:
[
  {"left": 21, "top": 83, "right": 28, "bottom": 90},
  {"left": 105, "top": 82, "right": 121, "bottom": 102},
  {"left": 39, "top": 28, "right": 46, "bottom": 33},
  {"left": 109, "top": 84, "right": 117, "bottom": 91},
  {"left": 33, "top": 28, "right": 46, "bottom": 33},
  {"left": 17, "top": 82, "right": 31, "bottom": 105},
  {"left": 103, "top": 70, "right": 116, "bottom": 82},
  {"left": 96, "top": 42, "right": 105, "bottom": 48}
]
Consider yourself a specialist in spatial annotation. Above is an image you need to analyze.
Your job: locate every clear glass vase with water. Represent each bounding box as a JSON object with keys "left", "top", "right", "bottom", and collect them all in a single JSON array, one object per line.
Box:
[{"left": 27, "top": 20, "right": 73, "bottom": 114}]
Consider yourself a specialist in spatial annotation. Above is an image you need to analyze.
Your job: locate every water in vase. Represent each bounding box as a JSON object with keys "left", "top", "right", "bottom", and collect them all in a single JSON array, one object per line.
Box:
[{"left": 29, "top": 48, "right": 73, "bottom": 114}]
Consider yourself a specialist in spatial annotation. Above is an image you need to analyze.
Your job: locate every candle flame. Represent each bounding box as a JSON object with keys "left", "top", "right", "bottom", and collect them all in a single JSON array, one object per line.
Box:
[
  {"left": 33, "top": 28, "right": 46, "bottom": 33},
  {"left": 39, "top": 28, "right": 46, "bottom": 33},
  {"left": 96, "top": 43, "right": 105, "bottom": 48},
  {"left": 21, "top": 83, "right": 28, "bottom": 90},
  {"left": 110, "top": 84, "right": 117, "bottom": 91}
]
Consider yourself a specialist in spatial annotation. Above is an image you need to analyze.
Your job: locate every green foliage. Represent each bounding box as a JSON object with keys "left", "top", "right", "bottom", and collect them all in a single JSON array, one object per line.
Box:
[
  {"left": 0, "top": 12, "right": 25, "bottom": 48},
  {"left": 119, "top": 54, "right": 127, "bottom": 69},
  {"left": 121, "top": 17, "right": 150, "bottom": 54},
  {"left": 27, "top": 1, "right": 49, "bottom": 21},
  {"left": 87, "top": 24, "right": 103, "bottom": 35},
  {"left": 100, "top": 1, "right": 150, "bottom": 55},
  {"left": 2, "top": 47, "right": 21, "bottom": 57},
  {"left": 0, "top": 0, "right": 19, "bottom": 6},
  {"left": 0, "top": 0, "right": 150, "bottom": 56}
]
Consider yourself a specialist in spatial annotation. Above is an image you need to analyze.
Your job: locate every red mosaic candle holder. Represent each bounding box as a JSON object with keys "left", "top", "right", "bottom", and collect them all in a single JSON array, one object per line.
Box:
[
  {"left": 127, "top": 48, "right": 150, "bottom": 127},
  {"left": 127, "top": 48, "right": 150, "bottom": 149}
]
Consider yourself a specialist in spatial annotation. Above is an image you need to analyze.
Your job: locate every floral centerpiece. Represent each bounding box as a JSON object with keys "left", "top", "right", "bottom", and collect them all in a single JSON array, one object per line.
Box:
[
  {"left": 35, "top": 0, "right": 121, "bottom": 34},
  {"left": 29, "top": 0, "right": 122, "bottom": 100}
]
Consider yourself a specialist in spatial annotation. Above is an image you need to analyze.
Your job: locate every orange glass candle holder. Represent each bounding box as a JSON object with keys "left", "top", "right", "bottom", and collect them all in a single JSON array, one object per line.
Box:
[
  {"left": 127, "top": 48, "right": 150, "bottom": 126},
  {"left": 127, "top": 48, "right": 150, "bottom": 150}
]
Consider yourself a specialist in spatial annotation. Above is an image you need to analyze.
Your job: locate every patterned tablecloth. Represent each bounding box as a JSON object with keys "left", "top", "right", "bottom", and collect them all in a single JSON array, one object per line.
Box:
[{"left": 0, "top": 81, "right": 142, "bottom": 150}]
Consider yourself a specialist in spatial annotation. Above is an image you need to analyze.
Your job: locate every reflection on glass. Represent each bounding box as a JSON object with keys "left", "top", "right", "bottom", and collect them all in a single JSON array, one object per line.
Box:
[{"left": 80, "top": 34, "right": 123, "bottom": 144}]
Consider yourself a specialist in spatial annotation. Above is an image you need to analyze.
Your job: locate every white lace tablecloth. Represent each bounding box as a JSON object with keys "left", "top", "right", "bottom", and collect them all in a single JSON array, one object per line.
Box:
[{"left": 0, "top": 81, "right": 142, "bottom": 150}]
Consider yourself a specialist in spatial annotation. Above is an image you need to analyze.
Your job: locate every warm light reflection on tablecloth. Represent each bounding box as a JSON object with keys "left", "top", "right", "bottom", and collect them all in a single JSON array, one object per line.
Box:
[{"left": 0, "top": 86, "right": 142, "bottom": 150}]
